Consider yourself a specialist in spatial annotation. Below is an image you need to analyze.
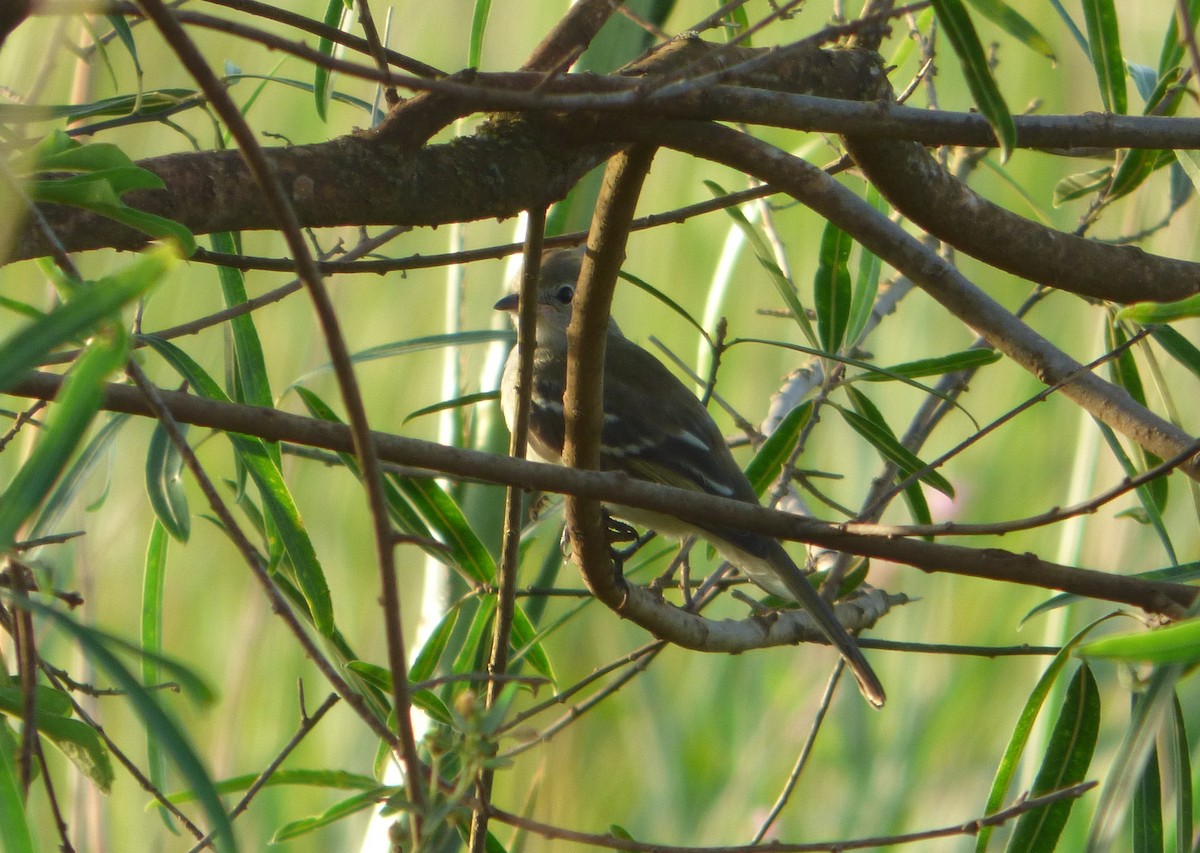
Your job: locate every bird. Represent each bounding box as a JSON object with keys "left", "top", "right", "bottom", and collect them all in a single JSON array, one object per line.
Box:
[{"left": 495, "top": 247, "right": 885, "bottom": 707}]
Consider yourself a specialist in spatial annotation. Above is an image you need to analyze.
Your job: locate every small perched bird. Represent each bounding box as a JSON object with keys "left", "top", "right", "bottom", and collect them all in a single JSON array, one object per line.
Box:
[{"left": 496, "top": 247, "right": 885, "bottom": 707}]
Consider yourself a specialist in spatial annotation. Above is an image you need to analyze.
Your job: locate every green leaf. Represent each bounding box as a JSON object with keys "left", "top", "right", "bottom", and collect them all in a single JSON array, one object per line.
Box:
[
  {"left": 1160, "top": 0, "right": 1200, "bottom": 73},
  {"left": 964, "top": 0, "right": 1056, "bottom": 59},
  {"left": 1149, "top": 325, "right": 1200, "bottom": 381},
  {"left": 210, "top": 232, "right": 273, "bottom": 410},
  {"left": 168, "top": 768, "right": 380, "bottom": 802},
  {"left": 1132, "top": 697, "right": 1164, "bottom": 853},
  {"left": 20, "top": 599, "right": 233, "bottom": 852},
  {"left": 813, "top": 221, "right": 852, "bottom": 354},
  {"left": 28, "top": 412, "right": 130, "bottom": 543},
  {"left": 469, "top": 0, "right": 492, "bottom": 68},
  {"left": 931, "top": 0, "right": 1018, "bottom": 159},
  {"left": 0, "top": 722, "right": 36, "bottom": 853},
  {"left": 8, "top": 697, "right": 117, "bottom": 794},
  {"left": 1005, "top": 664, "right": 1099, "bottom": 852},
  {"left": 1105, "top": 324, "right": 1167, "bottom": 514},
  {"left": 143, "top": 337, "right": 334, "bottom": 635},
  {"left": 1054, "top": 166, "right": 1113, "bottom": 206},
  {"left": 273, "top": 788, "right": 391, "bottom": 841},
  {"left": 404, "top": 390, "right": 500, "bottom": 425},
  {"left": 293, "top": 387, "right": 442, "bottom": 562},
  {"left": 976, "top": 615, "right": 1116, "bottom": 852},
  {"left": 313, "top": 0, "right": 344, "bottom": 121},
  {"left": 839, "top": 389, "right": 955, "bottom": 498},
  {"left": 859, "top": 349, "right": 1001, "bottom": 381},
  {"left": 142, "top": 521, "right": 174, "bottom": 831},
  {"left": 294, "top": 330, "right": 512, "bottom": 387},
  {"left": 744, "top": 401, "right": 812, "bottom": 498},
  {"left": 845, "top": 187, "right": 886, "bottom": 347},
  {"left": 1167, "top": 696, "right": 1192, "bottom": 853},
  {"left": 1081, "top": 0, "right": 1127, "bottom": 113},
  {"left": 619, "top": 271, "right": 711, "bottom": 344},
  {"left": 1025, "top": 562, "right": 1200, "bottom": 623},
  {"left": 704, "top": 179, "right": 819, "bottom": 347},
  {"left": 1079, "top": 618, "right": 1200, "bottom": 664},
  {"left": 0, "top": 247, "right": 175, "bottom": 393},
  {"left": 409, "top": 607, "right": 460, "bottom": 684},
  {"left": 145, "top": 422, "right": 191, "bottom": 542},
  {"left": 0, "top": 328, "right": 129, "bottom": 553},
  {"left": 1117, "top": 292, "right": 1200, "bottom": 324}
]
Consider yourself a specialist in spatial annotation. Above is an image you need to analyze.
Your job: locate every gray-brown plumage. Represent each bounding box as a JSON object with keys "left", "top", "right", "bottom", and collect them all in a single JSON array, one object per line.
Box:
[{"left": 497, "top": 248, "right": 884, "bottom": 707}]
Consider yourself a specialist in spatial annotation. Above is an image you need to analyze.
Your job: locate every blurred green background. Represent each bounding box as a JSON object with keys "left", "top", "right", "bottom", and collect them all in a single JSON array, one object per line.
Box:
[{"left": 1, "top": 1, "right": 1198, "bottom": 850}]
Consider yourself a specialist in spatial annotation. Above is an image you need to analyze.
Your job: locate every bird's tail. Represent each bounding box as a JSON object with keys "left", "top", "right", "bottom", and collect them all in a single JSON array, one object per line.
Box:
[{"left": 760, "top": 539, "right": 886, "bottom": 708}]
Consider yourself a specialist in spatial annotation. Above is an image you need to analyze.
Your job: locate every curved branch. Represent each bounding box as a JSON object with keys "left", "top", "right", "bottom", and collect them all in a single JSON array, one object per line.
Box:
[{"left": 576, "top": 116, "right": 1200, "bottom": 483}]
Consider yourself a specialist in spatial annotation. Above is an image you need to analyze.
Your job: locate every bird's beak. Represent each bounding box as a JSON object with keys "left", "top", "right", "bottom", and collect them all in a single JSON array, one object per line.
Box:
[{"left": 493, "top": 293, "right": 519, "bottom": 312}]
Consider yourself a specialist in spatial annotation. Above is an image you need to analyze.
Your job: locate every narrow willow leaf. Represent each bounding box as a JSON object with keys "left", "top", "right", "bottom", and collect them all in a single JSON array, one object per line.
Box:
[
  {"left": 745, "top": 401, "right": 812, "bottom": 497},
  {"left": 931, "top": 0, "right": 1018, "bottom": 159},
  {"left": 964, "top": 0, "right": 1056, "bottom": 59},
  {"left": 293, "top": 386, "right": 441, "bottom": 556},
  {"left": 409, "top": 607, "right": 460, "bottom": 684},
  {"left": 1106, "top": 324, "right": 1167, "bottom": 513},
  {"left": 142, "top": 520, "right": 174, "bottom": 830},
  {"left": 0, "top": 683, "right": 73, "bottom": 717},
  {"left": 0, "top": 685, "right": 113, "bottom": 792},
  {"left": 1127, "top": 62, "right": 1159, "bottom": 102},
  {"left": 704, "top": 179, "right": 819, "bottom": 347},
  {"left": 1089, "top": 666, "right": 1182, "bottom": 849},
  {"left": 1107, "top": 69, "right": 1185, "bottom": 200},
  {"left": 145, "top": 422, "right": 190, "bottom": 542},
  {"left": 1150, "top": 326, "right": 1200, "bottom": 381},
  {"left": 452, "top": 597, "right": 495, "bottom": 676},
  {"left": 32, "top": 714, "right": 114, "bottom": 794},
  {"left": 976, "top": 615, "right": 1117, "bottom": 852},
  {"left": 294, "top": 329, "right": 512, "bottom": 387},
  {"left": 1094, "top": 421, "right": 1175, "bottom": 563},
  {"left": 0, "top": 247, "right": 174, "bottom": 393},
  {"left": 104, "top": 13, "right": 140, "bottom": 71},
  {"left": 859, "top": 349, "right": 1001, "bottom": 381},
  {"left": 168, "top": 769, "right": 379, "bottom": 804},
  {"left": 620, "top": 271, "right": 711, "bottom": 343},
  {"left": 1005, "top": 664, "right": 1099, "bottom": 852},
  {"left": 223, "top": 73, "right": 373, "bottom": 114},
  {"left": 23, "top": 600, "right": 233, "bottom": 852},
  {"left": 845, "top": 187, "right": 886, "bottom": 346},
  {"left": 1168, "top": 697, "right": 1192, "bottom": 853},
  {"left": 0, "top": 89, "right": 200, "bottom": 123},
  {"left": 1117, "top": 293, "right": 1200, "bottom": 324},
  {"left": 0, "top": 329, "right": 129, "bottom": 552},
  {"left": 210, "top": 231, "right": 273, "bottom": 411},
  {"left": 28, "top": 412, "right": 129, "bottom": 543},
  {"left": 1079, "top": 618, "right": 1200, "bottom": 664},
  {"left": 839, "top": 388, "right": 955, "bottom": 497},
  {"left": 814, "top": 221, "right": 852, "bottom": 354},
  {"left": 404, "top": 390, "right": 499, "bottom": 425},
  {"left": 1132, "top": 698, "right": 1165, "bottom": 853},
  {"left": 1082, "top": 0, "right": 1127, "bottom": 113},
  {"left": 273, "top": 788, "right": 390, "bottom": 841},
  {"left": 19, "top": 135, "right": 196, "bottom": 254},
  {"left": 144, "top": 337, "right": 334, "bottom": 635},
  {"left": 1024, "top": 562, "right": 1200, "bottom": 624},
  {"left": 313, "top": 0, "right": 344, "bottom": 120},
  {"left": 1054, "top": 166, "right": 1113, "bottom": 206},
  {"left": 0, "top": 723, "right": 36, "bottom": 853},
  {"left": 1160, "top": 0, "right": 1200, "bottom": 73},
  {"left": 469, "top": 0, "right": 492, "bottom": 68}
]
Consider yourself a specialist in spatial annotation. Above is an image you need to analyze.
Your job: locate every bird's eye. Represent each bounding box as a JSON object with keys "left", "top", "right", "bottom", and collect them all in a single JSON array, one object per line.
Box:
[{"left": 553, "top": 284, "right": 574, "bottom": 305}]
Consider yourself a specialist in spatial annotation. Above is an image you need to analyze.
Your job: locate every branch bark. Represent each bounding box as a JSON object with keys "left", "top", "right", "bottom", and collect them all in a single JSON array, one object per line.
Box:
[{"left": 6, "top": 370, "right": 1194, "bottom": 618}]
